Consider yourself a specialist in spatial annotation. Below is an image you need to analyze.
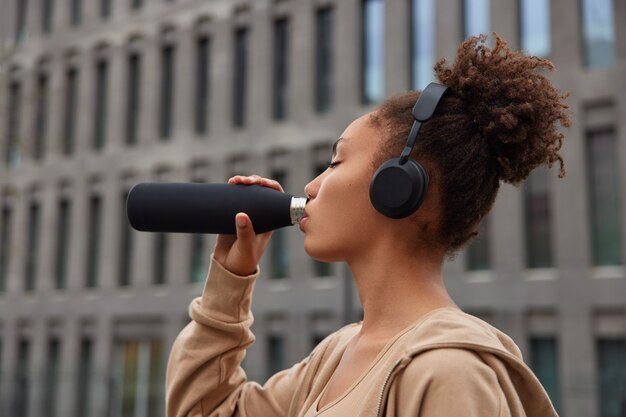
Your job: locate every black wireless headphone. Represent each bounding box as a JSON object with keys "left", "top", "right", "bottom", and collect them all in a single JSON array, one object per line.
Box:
[{"left": 369, "top": 82, "right": 448, "bottom": 219}]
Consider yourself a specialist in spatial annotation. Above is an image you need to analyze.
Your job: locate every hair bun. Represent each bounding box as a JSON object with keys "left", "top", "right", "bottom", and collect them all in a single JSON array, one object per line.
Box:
[{"left": 434, "top": 33, "right": 571, "bottom": 184}]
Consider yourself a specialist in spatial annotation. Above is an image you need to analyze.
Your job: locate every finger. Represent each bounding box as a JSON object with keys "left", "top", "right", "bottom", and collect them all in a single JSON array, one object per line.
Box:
[{"left": 235, "top": 212, "right": 256, "bottom": 244}]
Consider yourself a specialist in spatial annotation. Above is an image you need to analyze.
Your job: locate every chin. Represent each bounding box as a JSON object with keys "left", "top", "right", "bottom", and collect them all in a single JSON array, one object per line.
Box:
[{"left": 304, "top": 238, "right": 342, "bottom": 263}]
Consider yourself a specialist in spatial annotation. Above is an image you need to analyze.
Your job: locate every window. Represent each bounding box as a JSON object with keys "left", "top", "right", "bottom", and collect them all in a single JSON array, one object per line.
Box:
[
  {"left": 15, "top": 0, "right": 28, "bottom": 42},
  {"left": 42, "top": 338, "right": 60, "bottom": 417},
  {"left": 113, "top": 339, "right": 164, "bottom": 417},
  {"left": 190, "top": 234, "right": 205, "bottom": 283},
  {"left": 154, "top": 233, "right": 168, "bottom": 284},
  {"left": 463, "top": 0, "right": 490, "bottom": 38},
  {"left": 55, "top": 199, "right": 71, "bottom": 289},
  {"left": 410, "top": 0, "right": 435, "bottom": 89},
  {"left": 24, "top": 202, "right": 41, "bottom": 292},
  {"left": 597, "top": 338, "right": 626, "bottom": 417},
  {"left": 267, "top": 335, "right": 285, "bottom": 378},
  {"left": 315, "top": 7, "right": 333, "bottom": 113},
  {"left": 581, "top": 0, "right": 615, "bottom": 68},
  {"left": 93, "top": 60, "right": 109, "bottom": 151},
  {"left": 159, "top": 44, "right": 176, "bottom": 139},
  {"left": 86, "top": 195, "right": 102, "bottom": 288},
  {"left": 270, "top": 172, "right": 289, "bottom": 278},
  {"left": 63, "top": 68, "right": 79, "bottom": 156},
  {"left": 524, "top": 166, "right": 554, "bottom": 268},
  {"left": 70, "top": 0, "right": 82, "bottom": 26},
  {"left": 466, "top": 217, "right": 490, "bottom": 271},
  {"left": 361, "top": 0, "right": 384, "bottom": 104},
  {"left": 75, "top": 338, "right": 93, "bottom": 417},
  {"left": 520, "top": 0, "right": 550, "bottom": 57},
  {"left": 0, "top": 207, "right": 13, "bottom": 293},
  {"left": 34, "top": 73, "right": 48, "bottom": 160},
  {"left": 587, "top": 129, "right": 622, "bottom": 266},
  {"left": 42, "top": 0, "right": 54, "bottom": 34},
  {"left": 233, "top": 28, "right": 248, "bottom": 127},
  {"left": 131, "top": 0, "right": 143, "bottom": 10},
  {"left": 5, "top": 81, "right": 22, "bottom": 168},
  {"left": 272, "top": 18, "right": 289, "bottom": 120},
  {"left": 530, "top": 337, "right": 561, "bottom": 413},
  {"left": 101, "top": 0, "right": 112, "bottom": 19},
  {"left": 125, "top": 53, "right": 141, "bottom": 145},
  {"left": 119, "top": 192, "right": 134, "bottom": 286},
  {"left": 194, "top": 36, "right": 211, "bottom": 134},
  {"left": 14, "top": 339, "right": 30, "bottom": 417}
]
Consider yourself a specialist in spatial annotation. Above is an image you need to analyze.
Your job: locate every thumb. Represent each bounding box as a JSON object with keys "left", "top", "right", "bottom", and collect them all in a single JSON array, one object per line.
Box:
[{"left": 235, "top": 212, "right": 255, "bottom": 246}]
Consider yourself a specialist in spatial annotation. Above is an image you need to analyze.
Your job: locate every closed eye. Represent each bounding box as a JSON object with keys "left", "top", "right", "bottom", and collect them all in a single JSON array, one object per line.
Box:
[{"left": 328, "top": 161, "right": 340, "bottom": 169}]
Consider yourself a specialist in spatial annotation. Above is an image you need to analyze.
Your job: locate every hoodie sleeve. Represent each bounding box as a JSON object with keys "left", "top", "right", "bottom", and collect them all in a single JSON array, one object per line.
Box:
[
  {"left": 166, "top": 256, "right": 310, "bottom": 417},
  {"left": 392, "top": 348, "right": 505, "bottom": 417}
]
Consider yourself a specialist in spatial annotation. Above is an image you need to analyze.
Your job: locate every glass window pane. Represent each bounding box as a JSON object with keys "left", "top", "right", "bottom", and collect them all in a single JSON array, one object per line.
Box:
[
  {"left": 524, "top": 166, "right": 554, "bottom": 268},
  {"left": 63, "top": 68, "right": 79, "bottom": 155},
  {"left": 70, "top": 0, "right": 82, "bottom": 26},
  {"left": 121, "top": 341, "right": 139, "bottom": 417},
  {"left": 0, "top": 207, "right": 12, "bottom": 293},
  {"left": 233, "top": 28, "right": 248, "bottom": 127},
  {"left": 362, "top": 0, "right": 384, "bottom": 104},
  {"left": 75, "top": 338, "right": 93, "bottom": 417},
  {"left": 93, "top": 60, "right": 108, "bottom": 150},
  {"left": 6, "top": 82, "right": 22, "bottom": 168},
  {"left": 270, "top": 172, "right": 289, "bottom": 279},
  {"left": 267, "top": 335, "right": 285, "bottom": 378},
  {"left": 195, "top": 36, "right": 210, "bottom": 135},
  {"left": 597, "top": 339, "right": 626, "bottom": 417},
  {"left": 466, "top": 217, "right": 490, "bottom": 271},
  {"left": 101, "top": 0, "right": 112, "bottom": 18},
  {"left": 34, "top": 73, "right": 48, "bottom": 160},
  {"left": 42, "top": 339, "right": 60, "bottom": 417},
  {"left": 530, "top": 337, "right": 561, "bottom": 412},
  {"left": 14, "top": 339, "right": 30, "bottom": 417},
  {"left": 24, "top": 202, "right": 41, "bottom": 292},
  {"left": 55, "top": 199, "right": 71, "bottom": 289},
  {"left": 273, "top": 18, "right": 289, "bottom": 120},
  {"left": 410, "top": 0, "right": 435, "bottom": 89},
  {"left": 15, "top": 0, "right": 28, "bottom": 42},
  {"left": 520, "top": 0, "right": 550, "bottom": 57},
  {"left": 86, "top": 195, "right": 102, "bottom": 288},
  {"left": 587, "top": 129, "right": 622, "bottom": 266},
  {"left": 42, "top": 0, "right": 54, "bottom": 34},
  {"left": 154, "top": 233, "right": 168, "bottom": 284},
  {"left": 464, "top": 0, "right": 490, "bottom": 38},
  {"left": 581, "top": 0, "right": 615, "bottom": 68},
  {"left": 315, "top": 7, "right": 334, "bottom": 113},
  {"left": 159, "top": 44, "right": 175, "bottom": 139},
  {"left": 189, "top": 234, "right": 205, "bottom": 283},
  {"left": 126, "top": 53, "right": 141, "bottom": 146},
  {"left": 147, "top": 340, "right": 164, "bottom": 417}
]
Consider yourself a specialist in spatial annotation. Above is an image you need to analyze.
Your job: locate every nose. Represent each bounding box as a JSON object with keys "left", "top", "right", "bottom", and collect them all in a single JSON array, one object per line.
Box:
[{"left": 304, "top": 175, "right": 321, "bottom": 200}]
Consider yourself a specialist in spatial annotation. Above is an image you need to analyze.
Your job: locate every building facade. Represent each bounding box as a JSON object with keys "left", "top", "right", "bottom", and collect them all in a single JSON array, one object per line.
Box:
[{"left": 0, "top": 0, "right": 625, "bottom": 416}]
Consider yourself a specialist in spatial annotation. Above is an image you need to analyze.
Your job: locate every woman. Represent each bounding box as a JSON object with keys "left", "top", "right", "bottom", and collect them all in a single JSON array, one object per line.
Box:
[{"left": 166, "top": 33, "right": 570, "bottom": 417}]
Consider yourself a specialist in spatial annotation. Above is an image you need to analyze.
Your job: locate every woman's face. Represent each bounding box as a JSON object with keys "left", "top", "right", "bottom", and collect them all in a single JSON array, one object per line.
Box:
[{"left": 301, "top": 113, "right": 388, "bottom": 262}]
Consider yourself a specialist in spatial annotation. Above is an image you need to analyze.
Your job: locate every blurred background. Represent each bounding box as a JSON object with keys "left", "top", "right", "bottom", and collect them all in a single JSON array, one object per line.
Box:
[{"left": 0, "top": 0, "right": 624, "bottom": 416}]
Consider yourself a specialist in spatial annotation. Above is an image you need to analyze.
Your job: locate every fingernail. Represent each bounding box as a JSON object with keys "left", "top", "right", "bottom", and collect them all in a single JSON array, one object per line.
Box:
[{"left": 237, "top": 217, "right": 246, "bottom": 228}]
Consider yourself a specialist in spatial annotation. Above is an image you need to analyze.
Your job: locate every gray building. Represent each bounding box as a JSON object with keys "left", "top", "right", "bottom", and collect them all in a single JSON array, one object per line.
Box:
[{"left": 0, "top": 0, "right": 625, "bottom": 416}]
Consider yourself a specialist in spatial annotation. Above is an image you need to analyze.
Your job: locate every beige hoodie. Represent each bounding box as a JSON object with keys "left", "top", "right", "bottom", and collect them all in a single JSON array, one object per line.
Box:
[{"left": 166, "top": 258, "right": 558, "bottom": 417}]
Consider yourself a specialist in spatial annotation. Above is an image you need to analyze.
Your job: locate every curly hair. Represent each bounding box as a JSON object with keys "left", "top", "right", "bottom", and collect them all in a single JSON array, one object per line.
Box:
[{"left": 370, "top": 33, "right": 571, "bottom": 258}]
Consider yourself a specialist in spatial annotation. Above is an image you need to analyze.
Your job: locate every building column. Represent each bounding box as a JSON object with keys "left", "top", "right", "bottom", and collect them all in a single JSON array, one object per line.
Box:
[
  {"left": 335, "top": 0, "right": 361, "bottom": 120},
  {"left": 209, "top": 20, "right": 232, "bottom": 144},
  {"left": 174, "top": 26, "right": 194, "bottom": 141},
  {"left": 56, "top": 317, "right": 78, "bottom": 417},
  {"left": 92, "top": 317, "right": 113, "bottom": 417},
  {"left": 290, "top": 0, "right": 314, "bottom": 124},
  {"left": 26, "top": 320, "right": 46, "bottom": 417},
  {"left": 7, "top": 184, "right": 27, "bottom": 295},
  {"left": 36, "top": 181, "right": 56, "bottom": 295},
  {"left": 248, "top": 4, "right": 272, "bottom": 134},
  {"left": 0, "top": 319, "right": 17, "bottom": 417},
  {"left": 385, "top": 0, "right": 410, "bottom": 95},
  {"left": 68, "top": 178, "right": 88, "bottom": 290}
]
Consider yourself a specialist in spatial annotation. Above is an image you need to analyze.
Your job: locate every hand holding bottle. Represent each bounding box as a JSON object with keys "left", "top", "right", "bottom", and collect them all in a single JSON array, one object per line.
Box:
[{"left": 213, "top": 175, "right": 284, "bottom": 276}]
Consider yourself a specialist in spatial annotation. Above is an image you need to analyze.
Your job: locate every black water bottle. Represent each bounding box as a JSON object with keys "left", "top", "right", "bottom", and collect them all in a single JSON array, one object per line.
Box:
[{"left": 126, "top": 182, "right": 307, "bottom": 234}]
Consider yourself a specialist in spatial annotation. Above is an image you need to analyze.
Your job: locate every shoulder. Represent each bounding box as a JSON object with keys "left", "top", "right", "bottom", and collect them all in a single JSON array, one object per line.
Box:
[{"left": 393, "top": 348, "right": 502, "bottom": 417}]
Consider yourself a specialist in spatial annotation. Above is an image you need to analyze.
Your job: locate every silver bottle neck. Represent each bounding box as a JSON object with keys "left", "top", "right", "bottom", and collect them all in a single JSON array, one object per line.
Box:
[{"left": 290, "top": 197, "right": 307, "bottom": 224}]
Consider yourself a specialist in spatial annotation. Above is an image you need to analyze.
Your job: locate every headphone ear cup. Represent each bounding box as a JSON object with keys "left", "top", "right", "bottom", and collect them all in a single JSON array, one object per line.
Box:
[{"left": 369, "top": 158, "right": 429, "bottom": 219}]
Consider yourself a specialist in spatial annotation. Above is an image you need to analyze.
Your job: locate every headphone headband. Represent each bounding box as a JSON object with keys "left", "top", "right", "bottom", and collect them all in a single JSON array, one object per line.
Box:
[{"left": 399, "top": 83, "right": 448, "bottom": 164}]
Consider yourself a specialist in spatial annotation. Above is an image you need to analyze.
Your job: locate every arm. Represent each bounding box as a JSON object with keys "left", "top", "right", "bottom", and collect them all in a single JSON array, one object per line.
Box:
[{"left": 166, "top": 257, "right": 308, "bottom": 417}]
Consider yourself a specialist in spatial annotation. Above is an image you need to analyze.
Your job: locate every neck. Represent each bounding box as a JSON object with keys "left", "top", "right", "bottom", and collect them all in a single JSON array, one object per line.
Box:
[{"left": 346, "top": 241, "right": 458, "bottom": 338}]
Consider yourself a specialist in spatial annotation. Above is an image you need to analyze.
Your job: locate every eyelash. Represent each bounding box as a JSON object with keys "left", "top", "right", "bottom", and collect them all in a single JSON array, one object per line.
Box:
[{"left": 328, "top": 161, "right": 339, "bottom": 169}]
